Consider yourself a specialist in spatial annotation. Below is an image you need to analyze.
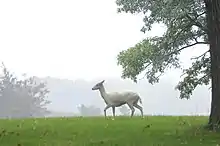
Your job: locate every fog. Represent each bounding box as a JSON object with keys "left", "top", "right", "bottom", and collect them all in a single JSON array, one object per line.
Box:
[
  {"left": 0, "top": 0, "right": 210, "bottom": 118},
  {"left": 44, "top": 76, "right": 211, "bottom": 117}
]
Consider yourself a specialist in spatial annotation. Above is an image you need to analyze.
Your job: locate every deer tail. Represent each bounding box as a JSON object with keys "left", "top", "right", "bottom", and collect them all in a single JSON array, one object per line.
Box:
[{"left": 139, "top": 97, "right": 142, "bottom": 104}]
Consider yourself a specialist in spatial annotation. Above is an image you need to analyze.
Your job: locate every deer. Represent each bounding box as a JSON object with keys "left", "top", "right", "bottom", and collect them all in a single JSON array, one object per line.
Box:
[{"left": 92, "top": 80, "right": 143, "bottom": 119}]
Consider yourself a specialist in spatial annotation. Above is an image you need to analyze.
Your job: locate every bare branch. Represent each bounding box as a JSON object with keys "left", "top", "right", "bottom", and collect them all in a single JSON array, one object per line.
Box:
[
  {"left": 197, "top": 12, "right": 206, "bottom": 17},
  {"left": 169, "top": 41, "right": 209, "bottom": 57},
  {"left": 193, "top": 36, "right": 198, "bottom": 42},
  {"left": 191, "top": 50, "right": 210, "bottom": 60}
]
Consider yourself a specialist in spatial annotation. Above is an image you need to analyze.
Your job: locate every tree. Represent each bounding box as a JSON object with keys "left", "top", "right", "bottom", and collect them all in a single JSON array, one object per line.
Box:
[
  {"left": 0, "top": 63, "right": 51, "bottom": 118},
  {"left": 77, "top": 104, "right": 101, "bottom": 116},
  {"left": 119, "top": 105, "right": 130, "bottom": 116},
  {"left": 116, "top": 0, "right": 220, "bottom": 130}
]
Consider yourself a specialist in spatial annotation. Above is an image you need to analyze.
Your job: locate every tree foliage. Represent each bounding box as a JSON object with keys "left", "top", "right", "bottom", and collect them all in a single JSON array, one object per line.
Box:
[
  {"left": 116, "top": 0, "right": 209, "bottom": 99},
  {"left": 0, "top": 63, "right": 51, "bottom": 118}
]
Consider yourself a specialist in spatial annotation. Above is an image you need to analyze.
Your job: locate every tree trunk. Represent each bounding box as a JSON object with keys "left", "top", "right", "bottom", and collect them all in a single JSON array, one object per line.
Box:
[{"left": 205, "top": 0, "right": 220, "bottom": 130}]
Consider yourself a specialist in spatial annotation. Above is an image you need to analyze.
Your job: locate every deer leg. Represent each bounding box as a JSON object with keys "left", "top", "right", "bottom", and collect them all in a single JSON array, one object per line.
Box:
[
  {"left": 104, "top": 104, "right": 111, "bottom": 118},
  {"left": 127, "top": 103, "right": 135, "bottom": 117},
  {"left": 133, "top": 103, "right": 144, "bottom": 118},
  {"left": 112, "top": 106, "right": 115, "bottom": 119}
]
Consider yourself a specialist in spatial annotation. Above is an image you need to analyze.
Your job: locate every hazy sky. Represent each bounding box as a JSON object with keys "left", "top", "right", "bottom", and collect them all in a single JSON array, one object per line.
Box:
[{"left": 0, "top": 0, "right": 208, "bottom": 81}]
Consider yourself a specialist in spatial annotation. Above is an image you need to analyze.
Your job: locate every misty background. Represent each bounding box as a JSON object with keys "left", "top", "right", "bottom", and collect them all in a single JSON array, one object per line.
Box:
[
  {"left": 0, "top": 0, "right": 211, "bottom": 118},
  {"left": 45, "top": 76, "right": 211, "bottom": 117}
]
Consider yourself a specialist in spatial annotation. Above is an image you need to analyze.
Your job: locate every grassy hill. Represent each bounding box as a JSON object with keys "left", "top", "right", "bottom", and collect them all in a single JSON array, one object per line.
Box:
[{"left": 0, "top": 116, "right": 219, "bottom": 146}]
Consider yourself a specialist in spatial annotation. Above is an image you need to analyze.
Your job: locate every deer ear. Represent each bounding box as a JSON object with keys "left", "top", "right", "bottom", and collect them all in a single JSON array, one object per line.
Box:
[{"left": 100, "top": 80, "right": 105, "bottom": 84}]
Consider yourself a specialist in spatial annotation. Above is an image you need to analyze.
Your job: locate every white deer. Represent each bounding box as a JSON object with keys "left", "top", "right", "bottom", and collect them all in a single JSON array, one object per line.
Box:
[{"left": 92, "top": 80, "right": 144, "bottom": 119}]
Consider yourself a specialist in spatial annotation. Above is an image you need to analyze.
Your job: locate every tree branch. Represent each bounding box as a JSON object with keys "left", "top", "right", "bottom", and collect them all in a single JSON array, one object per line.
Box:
[
  {"left": 169, "top": 19, "right": 207, "bottom": 52},
  {"left": 191, "top": 50, "right": 210, "bottom": 60},
  {"left": 189, "top": 11, "right": 206, "bottom": 18},
  {"left": 168, "top": 41, "right": 209, "bottom": 57},
  {"left": 196, "top": 73, "right": 210, "bottom": 84},
  {"left": 171, "top": 20, "right": 194, "bottom": 47},
  {"left": 197, "top": 12, "right": 206, "bottom": 17},
  {"left": 140, "top": 41, "right": 209, "bottom": 81},
  {"left": 185, "top": 13, "right": 207, "bottom": 32},
  {"left": 180, "top": 6, "right": 207, "bottom": 32}
]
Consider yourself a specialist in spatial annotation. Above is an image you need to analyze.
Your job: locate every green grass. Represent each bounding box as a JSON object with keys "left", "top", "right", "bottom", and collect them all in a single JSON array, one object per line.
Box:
[{"left": 0, "top": 116, "right": 219, "bottom": 146}]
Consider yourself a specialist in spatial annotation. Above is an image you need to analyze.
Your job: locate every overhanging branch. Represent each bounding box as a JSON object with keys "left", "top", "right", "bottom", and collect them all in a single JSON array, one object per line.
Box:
[
  {"left": 168, "top": 41, "right": 209, "bottom": 57},
  {"left": 191, "top": 50, "right": 210, "bottom": 60},
  {"left": 140, "top": 41, "right": 209, "bottom": 80}
]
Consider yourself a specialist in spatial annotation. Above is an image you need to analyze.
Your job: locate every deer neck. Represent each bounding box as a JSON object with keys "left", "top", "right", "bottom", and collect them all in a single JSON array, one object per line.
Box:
[{"left": 98, "top": 85, "right": 109, "bottom": 104}]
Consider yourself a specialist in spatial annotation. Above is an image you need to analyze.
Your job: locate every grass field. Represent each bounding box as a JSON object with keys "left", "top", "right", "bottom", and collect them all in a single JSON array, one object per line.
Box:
[{"left": 0, "top": 116, "right": 220, "bottom": 146}]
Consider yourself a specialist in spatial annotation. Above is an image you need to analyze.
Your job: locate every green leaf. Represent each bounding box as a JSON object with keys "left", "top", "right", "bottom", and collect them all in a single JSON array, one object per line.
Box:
[{"left": 116, "top": 0, "right": 209, "bottom": 99}]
